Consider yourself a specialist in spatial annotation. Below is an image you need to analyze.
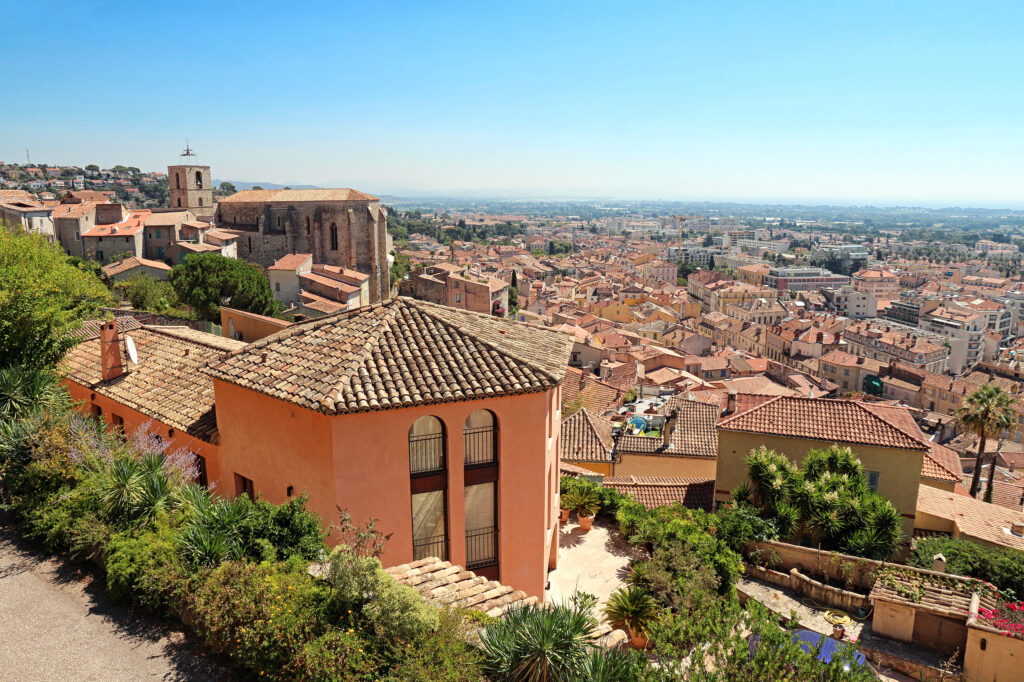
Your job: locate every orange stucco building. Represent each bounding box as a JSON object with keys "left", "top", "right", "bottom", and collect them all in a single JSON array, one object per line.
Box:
[{"left": 63, "top": 299, "right": 574, "bottom": 598}]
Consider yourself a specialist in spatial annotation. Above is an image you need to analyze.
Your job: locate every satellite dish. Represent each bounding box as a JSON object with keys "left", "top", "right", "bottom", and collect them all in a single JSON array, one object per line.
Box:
[{"left": 125, "top": 335, "right": 139, "bottom": 365}]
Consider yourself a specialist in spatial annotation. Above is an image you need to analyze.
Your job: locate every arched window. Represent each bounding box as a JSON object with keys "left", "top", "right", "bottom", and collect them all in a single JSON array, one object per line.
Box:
[
  {"left": 175, "top": 174, "right": 180, "bottom": 189},
  {"left": 177, "top": 197, "right": 182, "bottom": 207},
  {"left": 463, "top": 410, "right": 498, "bottom": 571},
  {"left": 329, "top": 222, "right": 338, "bottom": 250},
  {"left": 464, "top": 409, "right": 497, "bottom": 466},
  {"left": 409, "top": 416, "right": 445, "bottom": 474},
  {"left": 198, "top": 197, "right": 203, "bottom": 207},
  {"left": 410, "top": 416, "right": 447, "bottom": 560},
  {"left": 305, "top": 216, "right": 311, "bottom": 235},
  {"left": 194, "top": 170, "right": 203, "bottom": 188}
]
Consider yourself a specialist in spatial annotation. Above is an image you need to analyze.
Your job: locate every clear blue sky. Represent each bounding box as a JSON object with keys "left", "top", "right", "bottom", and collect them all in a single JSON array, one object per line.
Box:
[{"left": 4, "top": 1, "right": 1023, "bottom": 206}]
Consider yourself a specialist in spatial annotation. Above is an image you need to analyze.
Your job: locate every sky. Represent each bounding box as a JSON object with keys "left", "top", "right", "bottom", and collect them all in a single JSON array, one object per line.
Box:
[{"left": 4, "top": 1, "right": 1024, "bottom": 207}]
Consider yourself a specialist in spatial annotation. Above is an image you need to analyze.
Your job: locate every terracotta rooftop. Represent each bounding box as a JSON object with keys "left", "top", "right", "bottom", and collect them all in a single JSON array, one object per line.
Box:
[
  {"left": 384, "top": 558, "right": 538, "bottom": 618},
  {"left": 143, "top": 211, "right": 192, "bottom": 227},
  {"left": 268, "top": 253, "right": 312, "bottom": 271},
  {"left": 917, "top": 484, "right": 1024, "bottom": 552},
  {"left": 73, "top": 316, "right": 143, "bottom": 341},
  {"left": 560, "top": 367, "right": 624, "bottom": 415},
  {"left": 101, "top": 256, "right": 171, "bottom": 278},
  {"left": 869, "top": 565, "right": 994, "bottom": 618},
  {"left": 63, "top": 325, "right": 246, "bottom": 443},
  {"left": 603, "top": 476, "right": 714, "bottom": 511},
  {"left": 718, "top": 396, "right": 929, "bottom": 450},
  {"left": 561, "top": 407, "right": 615, "bottom": 463},
  {"left": 219, "top": 188, "right": 378, "bottom": 203},
  {"left": 617, "top": 399, "right": 718, "bottom": 457},
  {"left": 203, "top": 298, "right": 573, "bottom": 414}
]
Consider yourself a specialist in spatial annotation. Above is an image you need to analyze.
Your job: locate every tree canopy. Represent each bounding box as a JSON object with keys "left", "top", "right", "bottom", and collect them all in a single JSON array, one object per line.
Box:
[
  {"left": 168, "top": 253, "right": 279, "bottom": 321},
  {"left": 958, "top": 385, "right": 1016, "bottom": 501},
  {"left": 732, "top": 445, "right": 903, "bottom": 560},
  {"left": 0, "top": 226, "right": 111, "bottom": 368}
]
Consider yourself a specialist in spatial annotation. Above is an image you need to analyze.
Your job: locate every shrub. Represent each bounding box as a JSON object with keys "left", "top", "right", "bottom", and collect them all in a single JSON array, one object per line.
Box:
[
  {"left": 186, "top": 561, "right": 333, "bottom": 679},
  {"left": 911, "top": 536, "right": 1024, "bottom": 600},
  {"left": 105, "top": 522, "right": 189, "bottom": 613},
  {"left": 478, "top": 595, "right": 600, "bottom": 681},
  {"left": 290, "top": 630, "right": 377, "bottom": 681},
  {"left": 713, "top": 503, "right": 778, "bottom": 552},
  {"left": 383, "top": 608, "right": 484, "bottom": 682},
  {"left": 327, "top": 547, "right": 439, "bottom": 642},
  {"left": 603, "top": 586, "right": 659, "bottom": 636},
  {"left": 234, "top": 494, "right": 328, "bottom": 562}
]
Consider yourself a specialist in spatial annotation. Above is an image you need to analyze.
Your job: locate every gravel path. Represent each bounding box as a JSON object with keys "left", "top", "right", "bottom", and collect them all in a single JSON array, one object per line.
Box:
[{"left": 0, "top": 527, "right": 239, "bottom": 681}]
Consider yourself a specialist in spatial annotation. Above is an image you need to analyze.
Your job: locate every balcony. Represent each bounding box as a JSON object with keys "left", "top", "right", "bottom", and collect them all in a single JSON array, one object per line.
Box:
[
  {"left": 409, "top": 433, "right": 445, "bottom": 475},
  {"left": 466, "top": 526, "right": 497, "bottom": 569},
  {"left": 413, "top": 533, "right": 448, "bottom": 562},
  {"left": 464, "top": 425, "right": 496, "bottom": 467}
]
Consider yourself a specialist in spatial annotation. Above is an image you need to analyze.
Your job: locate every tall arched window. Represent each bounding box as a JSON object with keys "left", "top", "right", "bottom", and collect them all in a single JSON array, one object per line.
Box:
[
  {"left": 464, "top": 410, "right": 498, "bottom": 572},
  {"left": 464, "top": 409, "right": 497, "bottom": 466},
  {"left": 198, "top": 197, "right": 203, "bottom": 207},
  {"left": 305, "top": 216, "right": 311, "bottom": 235},
  {"left": 410, "top": 416, "right": 447, "bottom": 560},
  {"left": 194, "top": 170, "right": 203, "bottom": 188},
  {"left": 329, "top": 222, "right": 338, "bottom": 250},
  {"left": 175, "top": 174, "right": 180, "bottom": 189},
  {"left": 177, "top": 197, "right": 182, "bottom": 207}
]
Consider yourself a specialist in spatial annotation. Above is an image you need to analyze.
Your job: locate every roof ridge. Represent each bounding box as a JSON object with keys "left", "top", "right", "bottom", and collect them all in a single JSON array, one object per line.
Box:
[
  {"left": 851, "top": 401, "right": 927, "bottom": 449},
  {"left": 716, "top": 394, "right": 784, "bottom": 427}
]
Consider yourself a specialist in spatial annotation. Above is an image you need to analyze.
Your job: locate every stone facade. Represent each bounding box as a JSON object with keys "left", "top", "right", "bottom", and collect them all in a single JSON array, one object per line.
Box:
[
  {"left": 168, "top": 164, "right": 214, "bottom": 217},
  {"left": 216, "top": 189, "right": 390, "bottom": 303}
]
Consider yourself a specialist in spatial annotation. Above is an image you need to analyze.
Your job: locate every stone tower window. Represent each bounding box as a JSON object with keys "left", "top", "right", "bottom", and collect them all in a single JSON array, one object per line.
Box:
[
  {"left": 177, "top": 197, "right": 182, "bottom": 207},
  {"left": 198, "top": 197, "right": 203, "bottom": 207},
  {"left": 305, "top": 216, "right": 311, "bottom": 235},
  {"left": 330, "top": 223, "right": 338, "bottom": 250},
  {"left": 195, "top": 171, "right": 203, "bottom": 188}
]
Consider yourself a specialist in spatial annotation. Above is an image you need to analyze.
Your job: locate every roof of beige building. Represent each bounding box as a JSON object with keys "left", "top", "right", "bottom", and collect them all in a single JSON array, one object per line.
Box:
[
  {"left": 101, "top": 256, "right": 171, "bottom": 278},
  {"left": 718, "top": 396, "right": 928, "bottom": 450},
  {"left": 219, "top": 188, "right": 378, "bottom": 203},
  {"left": 203, "top": 297, "right": 573, "bottom": 414},
  {"left": 561, "top": 407, "right": 615, "bottom": 463},
  {"left": 617, "top": 399, "right": 718, "bottom": 457},
  {"left": 917, "top": 484, "right": 1024, "bottom": 552},
  {"left": 63, "top": 325, "right": 246, "bottom": 442}
]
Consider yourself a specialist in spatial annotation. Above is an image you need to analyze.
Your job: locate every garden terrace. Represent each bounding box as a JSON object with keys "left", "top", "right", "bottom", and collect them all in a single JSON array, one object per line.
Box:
[{"left": 869, "top": 565, "right": 996, "bottom": 618}]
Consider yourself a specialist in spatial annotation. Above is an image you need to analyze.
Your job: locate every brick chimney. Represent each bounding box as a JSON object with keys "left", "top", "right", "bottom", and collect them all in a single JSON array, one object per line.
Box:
[
  {"left": 725, "top": 390, "right": 737, "bottom": 416},
  {"left": 100, "top": 320, "right": 124, "bottom": 382}
]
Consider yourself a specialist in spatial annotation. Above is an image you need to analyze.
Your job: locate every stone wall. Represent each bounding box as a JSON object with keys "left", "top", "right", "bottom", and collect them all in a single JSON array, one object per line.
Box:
[{"left": 747, "top": 540, "right": 883, "bottom": 592}]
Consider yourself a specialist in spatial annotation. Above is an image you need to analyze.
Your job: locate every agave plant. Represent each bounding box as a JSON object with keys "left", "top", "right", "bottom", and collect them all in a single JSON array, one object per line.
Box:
[
  {"left": 603, "top": 586, "right": 659, "bottom": 645},
  {"left": 0, "top": 366, "right": 69, "bottom": 422},
  {"left": 478, "top": 598, "right": 599, "bottom": 682}
]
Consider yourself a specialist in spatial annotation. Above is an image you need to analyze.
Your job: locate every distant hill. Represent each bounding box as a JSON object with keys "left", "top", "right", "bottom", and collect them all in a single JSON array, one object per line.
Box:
[{"left": 213, "top": 179, "right": 320, "bottom": 191}]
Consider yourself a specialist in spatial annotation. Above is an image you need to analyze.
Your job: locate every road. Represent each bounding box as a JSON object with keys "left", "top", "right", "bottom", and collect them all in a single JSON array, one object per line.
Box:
[{"left": 0, "top": 527, "right": 238, "bottom": 681}]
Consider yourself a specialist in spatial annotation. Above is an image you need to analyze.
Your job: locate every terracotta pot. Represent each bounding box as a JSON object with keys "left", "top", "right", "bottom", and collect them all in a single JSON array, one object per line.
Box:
[
  {"left": 627, "top": 626, "right": 649, "bottom": 650},
  {"left": 579, "top": 514, "right": 595, "bottom": 531},
  {"left": 559, "top": 508, "right": 570, "bottom": 524}
]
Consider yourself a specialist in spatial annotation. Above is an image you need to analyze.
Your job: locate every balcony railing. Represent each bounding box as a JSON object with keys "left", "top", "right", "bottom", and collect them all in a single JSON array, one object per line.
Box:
[
  {"left": 464, "top": 426, "right": 496, "bottom": 467},
  {"left": 466, "top": 527, "right": 497, "bottom": 569},
  {"left": 409, "top": 433, "right": 445, "bottom": 475},
  {"left": 413, "top": 533, "right": 448, "bottom": 562}
]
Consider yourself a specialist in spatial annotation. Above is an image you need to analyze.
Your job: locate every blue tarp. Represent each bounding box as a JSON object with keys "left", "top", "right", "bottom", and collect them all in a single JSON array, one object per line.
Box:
[{"left": 791, "top": 629, "right": 867, "bottom": 667}]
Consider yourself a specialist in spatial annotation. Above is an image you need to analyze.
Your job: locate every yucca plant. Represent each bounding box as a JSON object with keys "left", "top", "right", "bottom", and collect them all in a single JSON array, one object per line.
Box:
[
  {"left": 478, "top": 597, "right": 599, "bottom": 681},
  {"left": 603, "top": 586, "right": 659, "bottom": 648}
]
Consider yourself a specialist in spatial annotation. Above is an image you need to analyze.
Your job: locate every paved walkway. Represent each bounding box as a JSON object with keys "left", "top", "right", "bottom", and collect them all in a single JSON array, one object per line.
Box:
[
  {"left": 545, "top": 517, "right": 643, "bottom": 611},
  {"left": 0, "top": 527, "right": 236, "bottom": 681}
]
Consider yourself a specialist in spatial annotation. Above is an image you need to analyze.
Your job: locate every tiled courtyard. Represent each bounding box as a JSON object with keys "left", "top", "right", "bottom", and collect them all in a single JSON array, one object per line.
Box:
[{"left": 545, "top": 516, "right": 644, "bottom": 609}]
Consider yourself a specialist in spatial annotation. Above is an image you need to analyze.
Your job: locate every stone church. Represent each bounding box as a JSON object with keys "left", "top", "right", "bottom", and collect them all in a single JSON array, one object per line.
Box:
[{"left": 214, "top": 189, "right": 391, "bottom": 303}]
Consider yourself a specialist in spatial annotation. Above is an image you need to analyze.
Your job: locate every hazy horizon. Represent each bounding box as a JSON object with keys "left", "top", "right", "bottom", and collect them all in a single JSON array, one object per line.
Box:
[{"left": 5, "top": 1, "right": 1023, "bottom": 209}]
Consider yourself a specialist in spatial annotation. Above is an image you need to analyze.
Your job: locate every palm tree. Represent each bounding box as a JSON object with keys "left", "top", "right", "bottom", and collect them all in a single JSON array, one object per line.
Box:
[{"left": 958, "top": 385, "right": 1016, "bottom": 499}]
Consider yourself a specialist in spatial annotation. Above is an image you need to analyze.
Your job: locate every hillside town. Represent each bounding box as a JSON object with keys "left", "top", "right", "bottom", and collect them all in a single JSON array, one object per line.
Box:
[{"left": 5, "top": 149, "right": 1024, "bottom": 680}]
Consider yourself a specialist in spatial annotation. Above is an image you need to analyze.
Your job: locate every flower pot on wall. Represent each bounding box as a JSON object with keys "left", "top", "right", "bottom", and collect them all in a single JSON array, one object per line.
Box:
[{"left": 579, "top": 514, "right": 595, "bottom": 531}]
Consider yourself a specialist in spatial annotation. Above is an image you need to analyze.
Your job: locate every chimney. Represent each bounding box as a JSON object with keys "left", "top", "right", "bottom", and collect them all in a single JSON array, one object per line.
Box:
[
  {"left": 100, "top": 320, "right": 124, "bottom": 382},
  {"left": 932, "top": 553, "right": 946, "bottom": 573},
  {"left": 726, "top": 390, "right": 737, "bottom": 416},
  {"left": 1011, "top": 461, "right": 1016, "bottom": 473}
]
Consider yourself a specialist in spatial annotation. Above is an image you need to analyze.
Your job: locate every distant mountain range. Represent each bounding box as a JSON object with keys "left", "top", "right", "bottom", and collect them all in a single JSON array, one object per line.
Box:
[{"left": 214, "top": 179, "right": 320, "bottom": 191}]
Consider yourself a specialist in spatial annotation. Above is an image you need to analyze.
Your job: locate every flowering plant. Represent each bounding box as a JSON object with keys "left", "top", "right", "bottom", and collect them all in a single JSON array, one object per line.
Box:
[{"left": 978, "top": 600, "right": 1024, "bottom": 639}]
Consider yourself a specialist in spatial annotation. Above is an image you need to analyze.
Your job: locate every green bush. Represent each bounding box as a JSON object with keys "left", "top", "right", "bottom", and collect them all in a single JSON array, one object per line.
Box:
[
  {"left": 911, "top": 536, "right": 1024, "bottom": 599},
  {"left": 187, "top": 561, "right": 333, "bottom": 679},
  {"left": 106, "top": 522, "right": 189, "bottom": 613},
  {"left": 235, "top": 494, "right": 328, "bottom": 562},
  {"left": 290, "top": 630, "right": 377, "bottom": 681}
]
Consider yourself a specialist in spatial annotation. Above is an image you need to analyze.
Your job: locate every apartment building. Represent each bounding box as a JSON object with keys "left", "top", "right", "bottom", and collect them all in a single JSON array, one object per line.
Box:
[
  {"left": 920, "top": 306, "right": 985, "bottom": 374},
  {"left": 851, "top": 268, "right": 899, "bottom": 298},
  {"left": 822, "top": 285, "right": 877, "bottom": 319},
  {"left": 842, "top": 320, "right": 950, "bottom": 374},
  {"left": 763, "top": 267, "right": 850, "bottom": 292}
]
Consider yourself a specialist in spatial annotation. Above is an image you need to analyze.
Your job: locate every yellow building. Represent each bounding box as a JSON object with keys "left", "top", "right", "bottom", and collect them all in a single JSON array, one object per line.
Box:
[{"left": 715, "top": 396, "right": 943, "bottom": 539}]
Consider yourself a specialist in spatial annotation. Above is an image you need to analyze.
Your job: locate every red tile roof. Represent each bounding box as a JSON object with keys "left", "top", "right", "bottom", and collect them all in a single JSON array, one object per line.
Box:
[
  {"left": 718, "top": 396, "right": 928, "bottom": 450},
  {"left": 561, "top": 408, "right": 615, "bottom": 463},
  {"left": 603, "top": 476, "right": 714, "bottom": 511}
]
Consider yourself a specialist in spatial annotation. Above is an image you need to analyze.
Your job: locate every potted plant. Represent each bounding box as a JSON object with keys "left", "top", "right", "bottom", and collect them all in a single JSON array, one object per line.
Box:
[
  {"left": 604, "top": 586, "right": 659, "bottom": 649},
  {"left": 564, "top": 485, "right": 601, "bottom": 531}
]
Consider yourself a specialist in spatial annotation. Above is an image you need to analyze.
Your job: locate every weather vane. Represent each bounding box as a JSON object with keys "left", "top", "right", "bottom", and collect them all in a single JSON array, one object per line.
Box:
[{"left": 180, "top": 139, "right": 197, "bottom": 163}]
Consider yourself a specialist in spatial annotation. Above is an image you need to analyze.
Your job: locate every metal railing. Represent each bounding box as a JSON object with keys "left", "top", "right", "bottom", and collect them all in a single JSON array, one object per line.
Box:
[
  {"left": 413, "top": 533, "right": 448, "bottom": 561},
  {"left": 409, "top": 433, "right": 445, "bottom": 475},
  {"left": 466, "top": 527, "right": 497, "bottom": 569},
  {"left": 463, "top": 426, "right": 496, "bottom": 467}
]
